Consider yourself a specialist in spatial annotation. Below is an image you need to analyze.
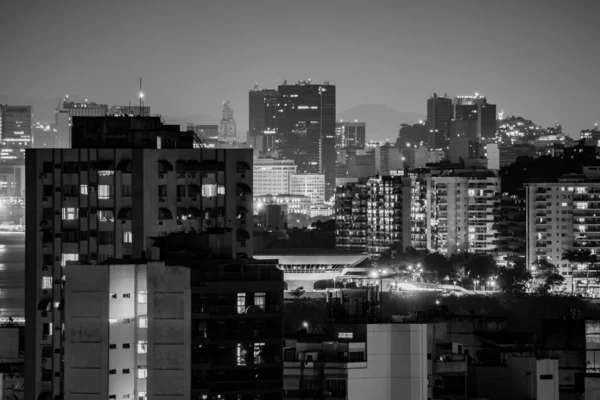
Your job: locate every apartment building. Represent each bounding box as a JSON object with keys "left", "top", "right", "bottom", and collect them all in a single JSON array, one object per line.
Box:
[
  {"left": 253, "top": 158, "right": 297, "bottom": 196},
  {"left": 335, "top": 175, "right": 411, "bottom": 257},
  {"left": 525, "top": 167, "right": 600, "bottom": 293}
]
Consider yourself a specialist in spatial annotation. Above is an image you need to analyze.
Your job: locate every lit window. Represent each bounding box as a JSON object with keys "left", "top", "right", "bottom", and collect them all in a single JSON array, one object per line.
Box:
[
  {"left": 61, "top": 253, "right": 78, "bottom": 267},
  {"left": 138, "top": 316, "right": 147, "bottom": 328},
  {"left": 237, "top": 293, "right": 246, "bottom": 314},
  {"left": 138, "top": 392, "right": 147, "bottom": 400},
  {"left": 62, "top": 207, "right": 78, "bottom": 220},
  {"left": 137, "top": 367, "right": 147, "bottom": 379},
  {"left": 254, "top": 292, "right": 266, "bottom": 310},
  {"left": 137, "top": 340, "right": 147, "bottom": 354},
  {"left": 109, "top": 319, "right": 118, "bottom": 324},
  {"left": 42, "top": 276, "right": 52, "bottom": 289},
  {"left": 217, "top": 185, "right": 225, "bottom": 195},
  {"left": 202, "top": 184, "right": 217, "bottom": 197},
  {"left": 98, "top": 184, "right": 112, "bottom": 199},
  {"left": 98, "top": 210, "right": 114, "bottom": 222},
  {"left": 98, "top": 170, "right": 114, "bottom": 177},
  {"left": 237, "top": 343, "right": 246, "bottom": 366},
  {"left": 80, "top": 184, "right": 88, "bottom": 195},
  {"left": 138, "top": 291, "right": 147, "bottom": 304},
  {"left": 561, "top": 202, "right": 568, "bottom": 207},
  {"left": 123, "top": 232, "right": 133, "bottom": 243}
]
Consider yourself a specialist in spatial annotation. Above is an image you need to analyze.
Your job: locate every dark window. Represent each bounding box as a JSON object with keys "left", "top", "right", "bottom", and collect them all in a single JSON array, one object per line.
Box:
[
  {"left": 42, "top": 162, "right": 53, "bottom": 173},
  {"left": 123, "top": 343, "right": 130, "bottom": 349},
  {"left": 122, "top": 369, "right": 130, "bottom": 374},
  {"left": 109, "top": 344, "right": 116, "bottom": 349},
  {"left": 79, "top": 162, "right": 88, "bottom": 171},
  {"left": 42, "top": 323, "right": 51, "bottom": 336},
  {"left": 63, "top": 162, "right": 79, "bottom": 173},
  {"left": 98, "top": 231, "right": 114, "bottom": 245},
  {"left": 123, "top": 293, "right": 131, "bottom": 299},
  {"left": 43, "top": 185, "right": 53, "bottom": 197},
  {"left": 540, "top": 374, "right": 554, "bottom": 380},
  {"left": 122, "top": 184, "right": 132, "bottom": 197},
  {"left": 42, "top": 208, "right": 53, "bottom": 220},
  {"left": 158, "top": 185, "right": 167, "bottom": 197},
  {"left": 62, "top": 231, "right": 78, "bottom": 243},
  {"left": 79, "top": 207, "right": 89, "bottom": 218},
  {"left": 177, "top": 185, "right": 185, "bottom": 197},
  {"left": 62, "top": 185, "right": 78, "bottom": 196},
  {"left": 79, "top": 231, "right": 89, "bottom": 241}
]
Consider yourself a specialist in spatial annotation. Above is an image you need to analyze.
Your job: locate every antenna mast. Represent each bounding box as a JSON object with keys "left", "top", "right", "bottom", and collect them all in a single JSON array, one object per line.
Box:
[{"left": 139, "top": 78, "right": 144, "bottom": 117}]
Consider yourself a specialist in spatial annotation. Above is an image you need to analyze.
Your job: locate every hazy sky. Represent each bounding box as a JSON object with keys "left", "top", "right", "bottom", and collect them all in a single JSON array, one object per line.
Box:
[{"left": 1, "top": 0, "right": 598, "bottom": 136}]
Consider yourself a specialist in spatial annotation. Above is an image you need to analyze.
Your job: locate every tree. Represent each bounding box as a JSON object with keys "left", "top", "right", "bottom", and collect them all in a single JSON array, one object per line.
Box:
[
  {"left": 531, "top": 260, "right": 564, "bottom": 294},
  {"left": 464, "top": 254, "right": 498, "bottom": 281},
  {"left": 289, "top": 286, "right": 305, "bottom": 299},
  {"left": 423, "top": 253, "right": 453, "bottom": 282},
  {"left": 498, "top": 262, "right": 532, "bottom": 294}
]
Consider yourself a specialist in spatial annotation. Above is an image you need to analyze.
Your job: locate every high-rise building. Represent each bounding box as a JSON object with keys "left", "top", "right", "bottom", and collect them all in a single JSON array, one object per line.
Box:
[
  {"left": 453, "top": 95, "right": 497, "bottom": 140},
  {"left": 335, "top": 121, "right": 366, "bottom": 150},
  {"left": 218, "top": 101, "right": 237, "bottom": 142},
  {"left": 525, "top": 167, "right": 600, "bottom": 294},
  {"left": 374, "top": 143, "right": 403, "bottom": 175},
  {"left": 249, "top": 85, "right": 278, "bottom": 154},
  {"left": 335, "top": 175, "right": 411, "bottom": 257},
  {"left": 289, "top": 173, "right": 325, "bottom": 204},
  {"left": 448, "top": 137, "right": 480, "bottom": 163},
  {"left": 426, "top": 93, "right": 453, "bottom": 150},
  {"left": 486, "top": 143, "right": 537, "bottom": 170},
  {"left": 277, "top": 80, "right": 336, "bottom": 199},
  {"left": 402, "top": 146, "right": 428, "bottom": 170},
  {"left": 0, "top": 105, "right": 33, "bottom": 162},
  {"left": 253, "top": 158, "right": 297, "bottom": 196},
  {"left": 427, "top": 168, "right": 500, "bottom": 255},
  {"left": 25, "top": 115, "right": 255, "bottom": 399},
  {"left": 407, "top": 170, "right": 428, "bottom": 250},
  {"left": 55, "top": 99, "right": 109, "bottom": 148}
]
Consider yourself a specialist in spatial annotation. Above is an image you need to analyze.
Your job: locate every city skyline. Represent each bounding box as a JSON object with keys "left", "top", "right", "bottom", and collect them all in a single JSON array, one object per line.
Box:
[{"left": 1, "top": 0, "right": 598, "bottom": 139}]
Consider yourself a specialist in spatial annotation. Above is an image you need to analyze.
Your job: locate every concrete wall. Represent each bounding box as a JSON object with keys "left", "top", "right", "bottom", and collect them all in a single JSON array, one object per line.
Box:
[{"left": 348, "top": 324, "right": 428, "bottom": 400}]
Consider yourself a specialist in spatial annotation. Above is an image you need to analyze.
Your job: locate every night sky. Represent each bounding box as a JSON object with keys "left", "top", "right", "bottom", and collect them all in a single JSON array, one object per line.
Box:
[{"left": 1, "top": 0, "right": 598, "bottom": 136}]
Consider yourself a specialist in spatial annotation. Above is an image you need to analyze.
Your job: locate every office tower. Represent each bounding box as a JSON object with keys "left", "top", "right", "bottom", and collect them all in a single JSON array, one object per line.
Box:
[
  {"left": 277, "top": 80, "right": 336, "bottom": 199},
  {"left": 219, "top": 101, "right": 237, "bottom": 142},
  {"left": 346, "top": 150, "right": 376, "bottom": 179},
  {"left": 402, "top": 146, "right": 428, "bottom": 169},
  {"left": 55, "top": 99, "right": 109, "bottom": 148},
  {"left": 428, "top": 168, "right": 500, "bottom": 255},
  {"left": 0, "top": 105, "right": 33, "bottom": 162},
  {"left": 448, "top": 119, "right": 478, "bottom": 140},
  {"left": 448, "top": 137, "right": 480, "bottom": 163},
  {"left": 374, "top": 143, "right": 403, "bottom": 175},
  {"left": 335, "top": 175, "right": 411, "bottom": 257},
  {"left": 249, "top": 86, "right": 278, "bottom": 154},
  {"left": 453, "top": 95, "right": 497, "bottom": 140},
  {"left": 525, "top": 167, "right": 600, "bottom": 293},
  {"left": 335, "top": 121, "right": 366, "bottom": 150},
  {"left": 426, "top": 93, "right": 453, "bottom": 150},
  {"left": 289, "top": 173, "right": 325, "bottom": 204},
  {"left": 25, "top": 115, "right": 254, "bottom": 399},
  {"left": 253, "top": 158, "right": 297, "bottom": 196}
]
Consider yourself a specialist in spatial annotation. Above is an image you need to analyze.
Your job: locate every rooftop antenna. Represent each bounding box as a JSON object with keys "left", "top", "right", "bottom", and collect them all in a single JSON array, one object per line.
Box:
[{"left": 139, "top": 78, "right": 144, "bottom": 117}]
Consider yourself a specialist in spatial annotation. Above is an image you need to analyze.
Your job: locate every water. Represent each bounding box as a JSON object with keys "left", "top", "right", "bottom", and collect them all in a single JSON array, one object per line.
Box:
[{"left": 0, "top": 233, "right": 25, "bottom": 317}]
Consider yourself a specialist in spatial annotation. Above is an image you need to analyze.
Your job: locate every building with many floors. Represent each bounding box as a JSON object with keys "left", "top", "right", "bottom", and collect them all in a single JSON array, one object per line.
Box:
[
  {"left": 290, "top": 173, "right": 325, "bottom": 204},
  {"left": 525, "top": 166, "right": 600, "bottom": 294},
  {"left": 249, "top": 85, "right": 278, "bottom": 155},
  {"left": 0, "top": 105, "right": 32, "bottom": 162},
  {"left": 453, "top": 95, "right": 497, "bottom": 141},
  {"left": 335, "top": 175, "right": 411, "bottom": 258},
  {"left": 426, "top": 93, "right": 453, "bottom": 150},
  {"left": 335, "top": 121, "right": 366, "bottom": 150},
  {"left": 219, "top": 101, "right": 237, "bottom": 142},
  {"left": 253, "top": 158, "right": 297, "bottom": 197},
  {"left": 55, "top": 99, "right": 109, "bottom": 148},
  {"left": 25, "top": 115, "right": 256, "bottom": 399}
]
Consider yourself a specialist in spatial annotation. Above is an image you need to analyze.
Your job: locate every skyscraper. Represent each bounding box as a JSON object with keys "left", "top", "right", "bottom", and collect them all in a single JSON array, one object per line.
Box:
[
  {"left": 0, "top": 105, "right": 33, "bottom": 162},
  {"left": 426, "top": 93, "right": 453, "bottom": 150},
  {"left": 248, "top": 85, "right": 278, "bottom": 154},
  {"left": 219, "top": 101, "right": 237, "bottom": 142},
  {"left": 277, "top": 80, "right": 336, "bottom": 199},
  {"left": 335, "top": 121, "right": 366, "bottom": 149},
  {"left": 453, "top": 95, "right": 497, "bottom": 140}
]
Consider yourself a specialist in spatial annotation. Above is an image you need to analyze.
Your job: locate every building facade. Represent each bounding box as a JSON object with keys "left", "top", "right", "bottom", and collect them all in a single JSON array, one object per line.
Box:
[
  {"left": 56, "top": 99, "right": 109, "bottom": 148},
  {"left": 335, "top": 175, "right": 411, "bottom": 257},
  {"left": 426, "top": 93, "right": 453, "bottom": 150},
  {"left": 453, "top": 95, "right": 497, "bottom": 140},
  {"left": 277, "top": 81, "right": 336, "bottom": 199},
  {"left": 289, "top": 173, "right": 325, "bottom": 204},
  {"left": 25, "top": 116, "right": 255, "bottom": 399},
  {"left": 335, "top": 121, "right": 366, "bottom": 150},
  {"left": 253, "top": 158, "right": 297, "bottom": 196},
  {"left": 219, "top": 101, "right": 237, "bottom": 142},
  {"left": 249, "top": 86, "right": 278, "bottom": 155},
  {"left": 525, "top": 167, "right": 600, "bottom": 294},
  {"left": 0, "top": 105, "right": 33, "bottom": 162},
  {"left": 428, "top": 168, "right": 500, "bottom": 255}
]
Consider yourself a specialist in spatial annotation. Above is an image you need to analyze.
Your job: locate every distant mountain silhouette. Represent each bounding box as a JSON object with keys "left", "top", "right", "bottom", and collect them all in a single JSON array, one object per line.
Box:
[{"left": 337, "top": 104, "right": 424, "bottom": 143}]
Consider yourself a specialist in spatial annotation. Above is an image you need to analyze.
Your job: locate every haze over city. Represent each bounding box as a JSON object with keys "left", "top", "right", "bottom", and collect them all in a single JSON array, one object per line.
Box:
[{"left": 1, "top": 0, "right": 598, "bottom": 138}]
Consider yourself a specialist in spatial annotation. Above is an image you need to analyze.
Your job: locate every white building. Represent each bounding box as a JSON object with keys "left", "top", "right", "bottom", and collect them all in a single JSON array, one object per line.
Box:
[
  {"left": 525, "top": 167, "right": 600, "bottom": 294},
  {"left": 253, "top": 158, "right": 297, "bottom": 196},
  {"left": 63, "top": 262, "right": 190, "bottom": 399},
  {"left": 290, "top": 173, "right": 325, "bottom": 204}
]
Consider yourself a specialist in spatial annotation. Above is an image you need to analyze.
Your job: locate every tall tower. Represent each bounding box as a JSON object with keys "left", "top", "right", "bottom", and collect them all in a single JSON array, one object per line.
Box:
[
  {"left": 452, "top": 95, "right": 497, "bottom": 140},
  {"left": 277, "top": 80, "right": 336, "bottom": 199},
  {"left": 248, "top": 86, "right": 278, "bottom": 155},
  {"left": 0, "top": 105, "right": 33, "bottom": 162},
  {"left": 218, "top": 101, "right": 237, "bottom": 142},
  {"left": 426, "top": 93, "right": 453, "bottom": 150}
]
